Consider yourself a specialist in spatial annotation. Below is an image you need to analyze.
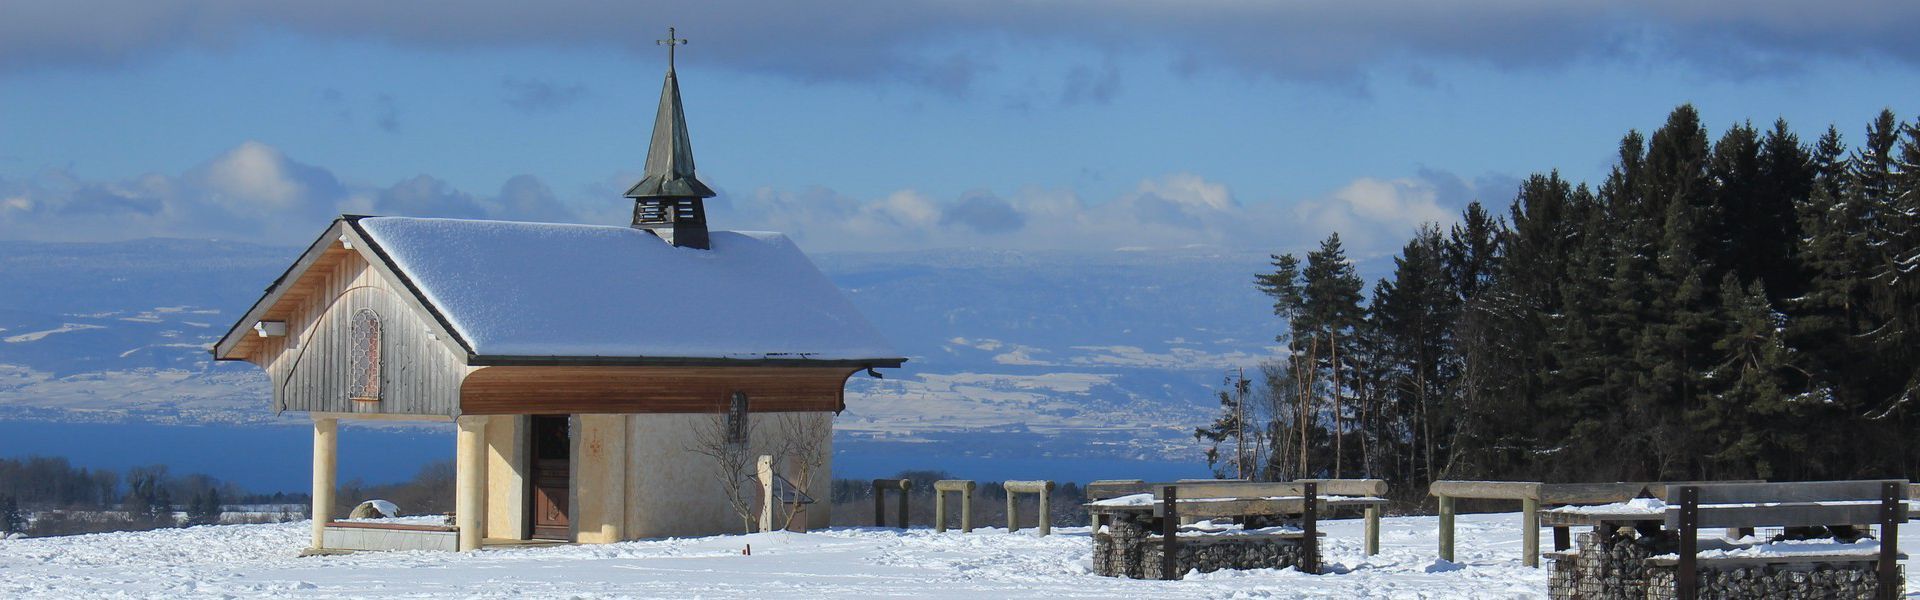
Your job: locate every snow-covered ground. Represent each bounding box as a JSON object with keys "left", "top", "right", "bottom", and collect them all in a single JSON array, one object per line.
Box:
[{"left": 0, "top": 512, "right": 1914, "bottom": 599}]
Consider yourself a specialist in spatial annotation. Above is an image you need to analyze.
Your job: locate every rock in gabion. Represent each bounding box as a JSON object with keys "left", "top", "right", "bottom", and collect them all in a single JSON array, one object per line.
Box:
[
  {"left": 1549, "top": 527, "right": 1902, "bottom": 599},
  {"left": 1092, "top": 512, "right": 1308, "bottom": 580}
]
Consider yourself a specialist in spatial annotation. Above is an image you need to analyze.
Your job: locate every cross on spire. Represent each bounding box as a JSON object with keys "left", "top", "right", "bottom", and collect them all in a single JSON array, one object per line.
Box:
[{"left": 657, "top": 27, "right": 687, "bottom": 70}]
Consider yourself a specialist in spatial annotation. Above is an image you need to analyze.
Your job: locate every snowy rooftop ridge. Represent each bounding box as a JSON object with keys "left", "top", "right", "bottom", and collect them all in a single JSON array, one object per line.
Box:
[{"left": 355, "top": 217, "right": 901, "bottom": 362}]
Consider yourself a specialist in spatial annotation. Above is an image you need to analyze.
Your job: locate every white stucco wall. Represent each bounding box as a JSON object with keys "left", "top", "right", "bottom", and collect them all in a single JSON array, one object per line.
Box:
[{"left": 620, "top": 412, "right": 833, "bottom": 539}]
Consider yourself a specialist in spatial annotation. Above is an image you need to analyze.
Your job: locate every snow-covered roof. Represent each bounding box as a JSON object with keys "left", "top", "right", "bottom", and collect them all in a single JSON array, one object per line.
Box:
[{"left": 353, "top": 217, "right": 900, "bottom": 363}]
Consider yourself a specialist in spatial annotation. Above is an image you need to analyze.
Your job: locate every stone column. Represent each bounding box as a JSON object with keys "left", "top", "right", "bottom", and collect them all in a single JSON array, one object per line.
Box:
[
  {"left": 455, "top": 415, "right": 488, "bottom": 551},
  {"left": 483, "top": 415, "right": 527, "bottom": 541},
  {"left": 310, "top": 417, "right": 338, "bottom": 550}
]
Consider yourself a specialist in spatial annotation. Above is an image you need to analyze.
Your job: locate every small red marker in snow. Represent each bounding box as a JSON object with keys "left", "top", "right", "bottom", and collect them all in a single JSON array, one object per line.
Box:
[{"left": 743, "top": 544, "right": 751, "bottom": 556}]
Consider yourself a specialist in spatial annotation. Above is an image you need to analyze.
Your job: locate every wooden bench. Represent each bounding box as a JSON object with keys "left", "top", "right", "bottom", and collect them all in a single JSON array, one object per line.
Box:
[
  {"left": 1430, "top": 479, "right": 1760, "bottom": 567},
  {"left": 1085, "top": 479, "right": 1389, "bottom": 579},
  {"left": 1659, "top": 480, "right": 1908, "bottom": 600}
]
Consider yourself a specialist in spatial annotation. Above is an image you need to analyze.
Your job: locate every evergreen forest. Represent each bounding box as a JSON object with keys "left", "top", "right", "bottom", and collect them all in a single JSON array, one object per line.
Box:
[{"left": 1197, "top": 105, "right": 1920, "bottom": 496}]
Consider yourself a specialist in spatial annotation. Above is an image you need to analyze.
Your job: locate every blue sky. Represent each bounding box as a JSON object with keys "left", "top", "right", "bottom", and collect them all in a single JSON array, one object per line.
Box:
[{"left": 3, "top": 1, "right": 1919, "bottom": 256}]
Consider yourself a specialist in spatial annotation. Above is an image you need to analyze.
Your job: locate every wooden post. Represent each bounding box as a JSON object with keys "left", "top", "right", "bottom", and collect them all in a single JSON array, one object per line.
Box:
[
  {"left": 1364, "top": 504, "right": 1381, "bottom": 556},
  {"left": 310, "top": 417, "right": 337, "bottom": 550},
  {"left": 1522, "top": 496, "right": 1540, "bottom": 568},
  {"left": 933, "top": 480, "right": 975, "bottom": 533},
  {"left": 960, "top": 485, "right": 974, "bottom": 533},
  {"left": 455, "top": 416, "right": 488, "bottom": 551},
  {"left": 1677, "top": 486, "right": 1699, "bottom": 600},
  {"left": 756, "top": 455, "right": 775, "bottom": 533},
  {"left": 871, "top": 479, "right": 911, "bottom": 528},
  {"left": 1302, "top": 482, "right": 1318, "bottom": 575},
  {"left": 897, "top": 480, "right": 910, "bottom": 528},
  {"left": 1878, "top": 481, "right": 1899, "bottom": 600},
  {"left": 1438, "top": 495, "right": 1456, "bottom": 562},
  {"left": 1161, "top": 485, "right": 1179, "bottom": 580},
  {"left": 1037, "top": 484, "right": 1052, "bottom": 536},
  {"left": 1006, "top": 487, "right": 1020, "bottom": 533},
  {"left": 934, "top": 486, "right": 948, "bottom": 533},
  {"left": 1004, "top": 480, "right": 1055, "bottom": 535}
]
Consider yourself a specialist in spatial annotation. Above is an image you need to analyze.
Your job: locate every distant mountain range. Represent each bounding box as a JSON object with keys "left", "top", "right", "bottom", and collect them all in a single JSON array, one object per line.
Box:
[{"left": 0, "top": 237, "right": 1296, "bottom": 465}]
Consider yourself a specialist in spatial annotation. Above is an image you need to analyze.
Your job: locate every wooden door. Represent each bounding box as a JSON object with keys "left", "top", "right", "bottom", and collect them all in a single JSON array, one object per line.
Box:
[{"left": 529, "top": 415, "right": 570, "bottom": 540}]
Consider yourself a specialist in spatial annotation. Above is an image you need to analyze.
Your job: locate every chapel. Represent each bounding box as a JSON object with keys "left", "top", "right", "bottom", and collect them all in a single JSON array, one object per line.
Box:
[{"left": 212, "top": 30, "right": 903, "bottom": 552}]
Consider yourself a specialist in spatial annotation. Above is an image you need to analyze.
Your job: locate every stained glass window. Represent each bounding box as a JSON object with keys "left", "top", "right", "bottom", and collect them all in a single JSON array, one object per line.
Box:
[{"left": 728, "top": 391, "right": 749, "bottom": 445}]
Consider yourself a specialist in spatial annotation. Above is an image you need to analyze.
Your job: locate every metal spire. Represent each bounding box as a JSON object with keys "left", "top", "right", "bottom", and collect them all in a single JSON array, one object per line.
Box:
[{"left": 626, "top": 26, "right": 714, "bottom": 201}]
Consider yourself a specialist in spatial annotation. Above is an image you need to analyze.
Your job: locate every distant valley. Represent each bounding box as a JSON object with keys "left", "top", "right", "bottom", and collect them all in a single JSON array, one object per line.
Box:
[{"left": 0, "top": 237, "right": 1292, "bottom": 485}]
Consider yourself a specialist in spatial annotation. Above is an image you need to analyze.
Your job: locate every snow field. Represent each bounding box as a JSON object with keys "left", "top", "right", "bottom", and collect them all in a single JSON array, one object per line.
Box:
[{"left": 1, "top": 512, "right": 1915, "bottom": 599}]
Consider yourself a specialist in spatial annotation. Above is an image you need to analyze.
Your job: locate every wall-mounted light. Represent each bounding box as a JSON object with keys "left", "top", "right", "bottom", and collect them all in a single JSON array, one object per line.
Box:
[{"left": 254, "top": 321, "right": 288, "bottom": 337}]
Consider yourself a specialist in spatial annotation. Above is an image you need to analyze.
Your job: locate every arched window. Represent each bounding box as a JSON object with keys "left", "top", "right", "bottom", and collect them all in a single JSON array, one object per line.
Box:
[{"left": 349, "top": 309, "right": 382, "bottom": 401}]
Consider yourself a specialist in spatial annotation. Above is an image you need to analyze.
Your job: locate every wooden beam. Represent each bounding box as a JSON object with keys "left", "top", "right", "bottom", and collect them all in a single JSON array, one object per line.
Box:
[
  {"left": 1298, "top": 478, "right": 1389, "bottom": 497},
  {"left": 1665, "top": 480, "right": 1909, "bottom": 505},
  {"left": 461, "top": 365, "right": 858, "bottom": 415},
  {"left": 1537, "top": 483, "right": 1643, "bottom": 505},
  {"left": 1429, "top": 480, "right": 1543, "bottom": 501},
  {"left": 1666, "top": 503, "right": 1909, "bottom": 529}
]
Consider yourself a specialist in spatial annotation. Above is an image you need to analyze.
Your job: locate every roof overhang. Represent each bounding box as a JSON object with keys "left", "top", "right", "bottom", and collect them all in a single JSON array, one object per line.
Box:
[
  {"left": 467, "top": 355, "right": 907, "bottom": 369},
  {"left": 211, "top": 218, "right": 349, "bottom": 361},
  {"left": 211, "top": 215, "right": 476, "bottom": 362}
]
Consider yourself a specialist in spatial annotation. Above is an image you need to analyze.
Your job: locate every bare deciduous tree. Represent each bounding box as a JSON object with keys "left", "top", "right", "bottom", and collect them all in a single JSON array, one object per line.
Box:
[
  {"left": 686, "top": 411, "right": 757, "bottom": 533},
  {"left": 772, "top": 412, "right": 832, "bottom": 530}
]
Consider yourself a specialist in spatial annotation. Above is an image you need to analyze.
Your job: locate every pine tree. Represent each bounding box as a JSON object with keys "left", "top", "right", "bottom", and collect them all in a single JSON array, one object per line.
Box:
[
  {"left": 1699, "top": 274, "right": 1813, "bottom": 479},
  {"left": 1193, "top": 371, "right": 1255, "bottom": 479},
  {"left": 0, "top": 496, "right": 24, "bottom": 535},
  {"left": 1299, "top": 234, "right": 1367, "bottom": 478}
]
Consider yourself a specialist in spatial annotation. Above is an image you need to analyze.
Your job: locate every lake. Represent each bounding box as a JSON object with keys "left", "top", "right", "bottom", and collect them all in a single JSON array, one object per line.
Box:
[{"left": 0, "top": 420, "right": 1208, "bottom": 493}]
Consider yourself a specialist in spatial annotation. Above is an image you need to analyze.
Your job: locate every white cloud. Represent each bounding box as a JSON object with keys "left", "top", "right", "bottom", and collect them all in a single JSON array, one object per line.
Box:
[
  {"left": 0, "top": 144, "right": 1497, "bottom": 257},
  {"left": 0, "top": 142, "right": 576, "bottom": 243},
  {"left": 1296, "top": 176, "right": 1458, "bottom": 251}
]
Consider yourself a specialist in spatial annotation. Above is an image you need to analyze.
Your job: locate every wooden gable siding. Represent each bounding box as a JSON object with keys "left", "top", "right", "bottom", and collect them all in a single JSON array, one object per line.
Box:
[
  {"left": 459, "top": 366, "right": 860, "bottom": 415},
  {"left": 253, "top": 244, "right": 466, "bottom": 416}
]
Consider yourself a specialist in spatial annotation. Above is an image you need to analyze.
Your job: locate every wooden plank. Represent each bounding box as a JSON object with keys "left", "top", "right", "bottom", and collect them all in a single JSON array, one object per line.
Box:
[
  {"left": 1667, "top": 480, "right": 1909, "bottom": 505},
  {"left": 1665, "top": 503, "right": 1908, "bottom": 529},
  {"left": 1298, "top": 478, "right": 1389, "bottom": 497},
  {"left": 1538, "top": 483, "right": 1643, "bottom": 505},
  {"left": 1540, "top": 510, "right": 1662, "bottom": 527},
  {"left": 1646, "top": 553, "right": 1905, "bottom": 567},
  {"left": 460, "top": 365, "right": 859, "bottom": 415},
  {"left": 326, "top": 521, "right": 457, "bottom": 533},
  {"left": 1156, "top": 481, "right": 1309, "bottom": 500},
  {"left": 1086, "top": 480, "right": 1147, "bottom": 500},
  {"left": 1429, "top": 480, "right": 1543, "bottom": 500}
]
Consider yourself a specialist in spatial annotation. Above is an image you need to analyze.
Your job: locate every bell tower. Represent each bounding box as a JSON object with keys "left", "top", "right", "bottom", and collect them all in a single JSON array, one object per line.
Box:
[{"left": 625, "top": 27, "right": 716, "bottom": 249}]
